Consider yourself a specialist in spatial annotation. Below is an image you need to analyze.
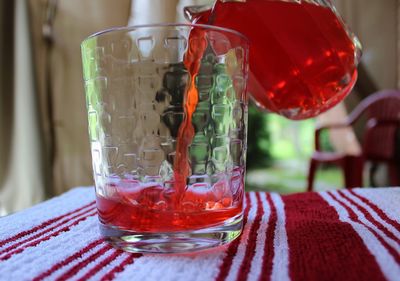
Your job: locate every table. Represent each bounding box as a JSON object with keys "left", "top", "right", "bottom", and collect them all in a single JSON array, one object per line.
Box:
[{"left": 0, "top": 187, "right": 399, "bottom": 281}]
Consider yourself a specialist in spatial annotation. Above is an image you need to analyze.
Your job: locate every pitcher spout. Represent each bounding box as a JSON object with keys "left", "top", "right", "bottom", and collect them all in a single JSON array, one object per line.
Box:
[{"left": 184, "top": 5, "right": 213, "bottom": 22}]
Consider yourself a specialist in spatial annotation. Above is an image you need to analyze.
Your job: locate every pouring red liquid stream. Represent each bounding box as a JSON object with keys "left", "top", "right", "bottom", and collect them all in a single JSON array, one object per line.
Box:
[
  {"left": 188, "top": 0, "right": 360, "bottom": 119},
  {"left": 173, "top": 28, "right": 207, "bottom": 207}
]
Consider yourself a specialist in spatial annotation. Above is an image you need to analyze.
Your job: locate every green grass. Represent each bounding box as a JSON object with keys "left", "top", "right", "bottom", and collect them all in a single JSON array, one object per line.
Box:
[
  {"left": 246, "top": 164, "right": 343, "bottom": 194},
  {"left": 315, "top": 167, "right": 344, "bottom": 187}
]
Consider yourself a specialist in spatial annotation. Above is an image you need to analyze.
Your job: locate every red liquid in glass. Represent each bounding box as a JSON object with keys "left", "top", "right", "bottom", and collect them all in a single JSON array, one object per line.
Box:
[
  {"left": 191, "top": 0, "right": 358, "bottom": 119},
  {"left": 97, "top": 172, "right": 243, "bottom": 232}
]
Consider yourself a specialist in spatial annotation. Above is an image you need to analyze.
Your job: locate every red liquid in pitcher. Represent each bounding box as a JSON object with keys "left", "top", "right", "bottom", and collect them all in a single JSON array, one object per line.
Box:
[{"left": 192, "top": 0, "right": 358, "bottom": 119}]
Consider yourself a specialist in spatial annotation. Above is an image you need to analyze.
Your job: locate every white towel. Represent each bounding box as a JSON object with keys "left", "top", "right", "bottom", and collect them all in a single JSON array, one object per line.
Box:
[{"left": 0, "top": 187, "right": 399, "bottom": 281}]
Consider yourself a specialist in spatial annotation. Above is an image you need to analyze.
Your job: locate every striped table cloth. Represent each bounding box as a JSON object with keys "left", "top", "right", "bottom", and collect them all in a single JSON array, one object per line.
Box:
[{"left": 0, "top": 187, "right": 399, "bottom": 281}]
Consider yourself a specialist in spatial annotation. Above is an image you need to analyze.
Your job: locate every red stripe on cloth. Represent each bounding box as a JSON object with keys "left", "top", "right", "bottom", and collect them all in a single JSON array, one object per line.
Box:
[
  {"left": 55, "top": 243, "right": 114, "bottom": 281},
  {"left": 349, "top": 190, "right": 400, "bottom": 232},
  {"left": 0, "top": 210, "right": 97, "bottom": 261},
  {"left": 283, "top": 192, "right": 386, "bottom": 281},
  {"left": 237, "top": 193, "right": 264, "bottom": 281},
  {"left": 329, "top": 192, "right": 400, "bottom": 264},
  {"left": 32, "top": 239, "right": 105, "bottom": 281},
  {"left": 215, "top": 193, "right": 251, "bottom": 281},
  {"left": 0, "top": 205, "right": 96, "bottom": 255},
  {"left": 0, "top": 201, "right": 95, "bottom": 248},
  {"left": 339, "top": 190, "right": 400, "bottom": 244},
  {"left": 76, "top": 250, "right": 125, "bottom": 281},
  {"left": 259, "top": 193, "right": 277, "bottom": 281},
  {"left": 100, "top": 253, "right": 142, "bottom": 281}
]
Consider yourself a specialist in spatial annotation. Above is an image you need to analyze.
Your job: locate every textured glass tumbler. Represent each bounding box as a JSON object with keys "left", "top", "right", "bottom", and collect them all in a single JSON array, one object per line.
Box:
[{"left": 81, "top": 24, "right": 249, "bottom": 253}]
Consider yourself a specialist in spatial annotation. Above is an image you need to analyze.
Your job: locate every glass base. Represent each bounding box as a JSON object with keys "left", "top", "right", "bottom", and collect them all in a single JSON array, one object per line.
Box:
[{"left": 99, "top": 214, "right": 243, "bottom": 253}]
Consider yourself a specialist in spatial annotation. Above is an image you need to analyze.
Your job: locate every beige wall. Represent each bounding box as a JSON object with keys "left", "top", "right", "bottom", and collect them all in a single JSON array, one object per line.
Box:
[{"left": 335, "top": 0, "right": 398, "bottom": 89}]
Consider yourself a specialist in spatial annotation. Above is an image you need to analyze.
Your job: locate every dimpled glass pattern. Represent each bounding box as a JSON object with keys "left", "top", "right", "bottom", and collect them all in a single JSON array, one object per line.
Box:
[{"left": 81, "top": 24, "right": 249, "bottom": 253}]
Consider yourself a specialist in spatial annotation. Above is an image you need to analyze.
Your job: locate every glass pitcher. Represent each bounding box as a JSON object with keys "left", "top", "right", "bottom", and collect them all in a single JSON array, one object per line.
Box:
[{"left": 185, "top": 0, "right": 362, "bottom": 120}]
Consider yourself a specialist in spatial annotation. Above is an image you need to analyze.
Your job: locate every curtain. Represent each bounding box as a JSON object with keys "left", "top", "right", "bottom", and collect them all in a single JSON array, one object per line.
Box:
[
  {"left": 0, "top": 0, "right": 44, "bottom": 215},
  {"left": 0, "top": 1, "right": 15, "bottom": 211},
  {"left": 27, "top": 0, "right": 132, "bottom": 197}
]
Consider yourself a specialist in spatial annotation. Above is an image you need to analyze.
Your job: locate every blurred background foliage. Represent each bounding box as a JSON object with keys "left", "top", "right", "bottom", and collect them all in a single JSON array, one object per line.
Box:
[
  {"left": 246, "top": 104, "right": 272, "bottom": 170},
  {"left": 245, "top": 106, "right": 343, "bottom": 193},
  {"left": 246, "top": 103, "right": 316, "bottom": 169}
]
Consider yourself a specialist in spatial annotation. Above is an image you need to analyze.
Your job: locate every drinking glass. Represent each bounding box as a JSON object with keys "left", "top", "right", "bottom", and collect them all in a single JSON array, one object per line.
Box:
[{"left": 81, "top": 24, "right": 249, "bottom": 253}]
